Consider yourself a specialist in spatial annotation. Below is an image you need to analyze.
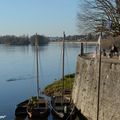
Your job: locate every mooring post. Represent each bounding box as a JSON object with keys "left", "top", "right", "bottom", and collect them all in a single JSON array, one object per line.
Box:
[{"left": 81, "top": 42, "right": 84, "bottom": 56}]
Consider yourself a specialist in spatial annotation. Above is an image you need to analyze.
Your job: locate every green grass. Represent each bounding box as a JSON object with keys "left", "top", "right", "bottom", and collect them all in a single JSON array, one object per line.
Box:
[{"left": 44, "top": 73, "right": 75, "bottom": 96}]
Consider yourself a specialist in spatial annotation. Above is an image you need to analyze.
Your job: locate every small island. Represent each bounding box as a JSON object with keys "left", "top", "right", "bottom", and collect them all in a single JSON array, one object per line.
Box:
[{"left": 44, "top": 73, "right": 75, "bottom": 96}]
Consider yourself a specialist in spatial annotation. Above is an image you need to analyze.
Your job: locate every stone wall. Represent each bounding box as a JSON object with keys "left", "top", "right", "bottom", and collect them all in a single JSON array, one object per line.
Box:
[{"left": 72, "top": 55, "right": 120, "bottom": 120}]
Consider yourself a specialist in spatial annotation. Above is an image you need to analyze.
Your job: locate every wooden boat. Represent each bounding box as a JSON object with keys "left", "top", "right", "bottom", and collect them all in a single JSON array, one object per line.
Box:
[
  {"left": 15, "top": 100, "right": 28, "bottom": 117},
  {"left": 15, "top": 97, "right": 49, "bottom": 119},
  {"left": 50, "top": 32, "right": 76, "bottom": 120},
  {"left": 51, "top": 95, "right": 76, "bottom": 119},
  {"left": 27, "top": 96, "right": 49, "bottom": 118},
  {"left": 15, "top": 33, "right": 49, "bottom": 119}
]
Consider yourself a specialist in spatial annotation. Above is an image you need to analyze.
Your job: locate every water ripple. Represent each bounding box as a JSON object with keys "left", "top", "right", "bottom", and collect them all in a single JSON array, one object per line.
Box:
[{"left": 6, "top": 76, "right": 34, "bottom": 82}]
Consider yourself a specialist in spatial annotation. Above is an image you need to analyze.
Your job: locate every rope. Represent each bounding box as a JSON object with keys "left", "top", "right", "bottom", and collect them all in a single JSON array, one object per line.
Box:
[
  {"left": 66, "top": 105, "right": 75, "bottom": 120},
  {"left": 49, "top": 102, "right": 64, "bottom": 118},
  {"left": 48, "top": 101, "right": 75, "bottom": 120}
]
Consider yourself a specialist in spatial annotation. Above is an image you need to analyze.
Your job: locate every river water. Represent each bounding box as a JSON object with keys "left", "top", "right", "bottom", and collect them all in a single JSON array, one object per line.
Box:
[{"left": 0, "top": 42, "right": 95, "bottom": 120}]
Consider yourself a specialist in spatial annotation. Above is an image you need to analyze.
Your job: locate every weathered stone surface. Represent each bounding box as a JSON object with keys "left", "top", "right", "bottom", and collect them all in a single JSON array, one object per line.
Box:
[{"left": 72, "top": 56, "right": 120, "bottom": 120}]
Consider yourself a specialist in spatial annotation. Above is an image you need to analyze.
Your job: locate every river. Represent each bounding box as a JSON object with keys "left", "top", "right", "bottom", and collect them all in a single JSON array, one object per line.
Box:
[{"left": 0, "top": 42, "right": 95, "bottom": 120}]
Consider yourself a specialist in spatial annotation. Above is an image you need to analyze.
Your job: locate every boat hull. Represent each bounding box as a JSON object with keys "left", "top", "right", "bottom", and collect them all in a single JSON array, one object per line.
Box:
[
  {"left": 51, "top": 96, "right": 76, "bottom": 120},
  {"left": 27, "top": 108, "right": 49, "bottom": 118},
  {"left": 51, "top": 105, "right": 76, "bottom": 120},
  {"left": 15, "top": 100, "right": 29, "bottom": 117},
  {"left": 26, "top": 97, "right": 50, "bottom": 118},
  {"left": 15, "top": 97, "right": 49, "bottom": 119}
]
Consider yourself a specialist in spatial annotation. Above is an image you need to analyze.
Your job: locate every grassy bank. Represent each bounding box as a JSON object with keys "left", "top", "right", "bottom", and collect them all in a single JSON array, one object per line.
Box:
[{"left": 44, "top": 73, "right": 75, "bottom": 96}]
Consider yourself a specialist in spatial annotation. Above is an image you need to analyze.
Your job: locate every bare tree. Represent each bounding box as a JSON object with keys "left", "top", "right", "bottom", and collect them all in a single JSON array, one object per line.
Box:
[{"left": 78, "top": 0, "right": 120, "bottom": 35}]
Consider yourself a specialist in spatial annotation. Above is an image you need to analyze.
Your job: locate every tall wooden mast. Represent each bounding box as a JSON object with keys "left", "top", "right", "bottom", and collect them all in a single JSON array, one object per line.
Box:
[
  {"left": 62, "top": 32, "right": 65, "bottom": 97},
  {"left": 35, "top": 33, "right": 40, "bottom": 99}
]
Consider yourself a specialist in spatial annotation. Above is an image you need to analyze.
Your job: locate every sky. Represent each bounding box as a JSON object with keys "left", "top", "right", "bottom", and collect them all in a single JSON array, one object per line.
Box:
[{"left": 0, "top": 0, "right": 80, "bottom": 37}]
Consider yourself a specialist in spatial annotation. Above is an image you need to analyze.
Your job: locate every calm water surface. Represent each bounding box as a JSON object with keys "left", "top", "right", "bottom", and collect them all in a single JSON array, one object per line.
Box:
[{"left": 0, "top": 42, "right": 95, "bottom": 120}]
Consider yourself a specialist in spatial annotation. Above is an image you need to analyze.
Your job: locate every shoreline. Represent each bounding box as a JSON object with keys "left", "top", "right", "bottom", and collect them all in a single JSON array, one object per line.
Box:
[{"left": 44, "top": 73, "right": 75, "bottom": 96}]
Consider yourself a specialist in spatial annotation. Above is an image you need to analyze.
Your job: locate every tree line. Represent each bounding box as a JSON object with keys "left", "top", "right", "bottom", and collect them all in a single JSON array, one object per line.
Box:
[{"left": 0, "top": 34, "right": 50, "bottom": 45}]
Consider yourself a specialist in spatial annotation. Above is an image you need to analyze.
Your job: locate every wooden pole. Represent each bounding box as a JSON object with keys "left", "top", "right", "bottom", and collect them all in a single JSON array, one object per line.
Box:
[
  {"left": 35, "top": 33, "right": 40, "bottom": 99},
  {"left": 62, "top": 32, "right": 65, "bottom": 105},
  {"left": 81, "top": 43, "right": 84, "bottom": 56},
  {"left": 97, "top": 32, "right": 102, "bottom": 120}
]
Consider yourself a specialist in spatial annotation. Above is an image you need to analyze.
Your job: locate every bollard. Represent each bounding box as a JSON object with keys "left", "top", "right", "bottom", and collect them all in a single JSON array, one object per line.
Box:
[{"left": 81, "top": 43, "right": 83, "bottom": 56}]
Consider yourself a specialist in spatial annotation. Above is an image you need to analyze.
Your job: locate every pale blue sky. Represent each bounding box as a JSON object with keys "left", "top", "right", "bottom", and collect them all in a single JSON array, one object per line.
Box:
[{"left": 0, "top": 0, "right": 80, "bottom": 37}]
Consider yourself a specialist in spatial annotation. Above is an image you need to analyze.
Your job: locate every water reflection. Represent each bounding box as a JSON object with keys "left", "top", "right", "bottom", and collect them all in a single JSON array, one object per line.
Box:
[
  {"left": 6, "top": 76, "right": 34, "bottom": 82},
  {"left": 0, "top": 44, "right": 30, "bottom": 54},
  {"left": 31, "top": 44, "right": 48, "bottom": 53}
]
